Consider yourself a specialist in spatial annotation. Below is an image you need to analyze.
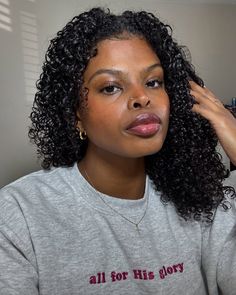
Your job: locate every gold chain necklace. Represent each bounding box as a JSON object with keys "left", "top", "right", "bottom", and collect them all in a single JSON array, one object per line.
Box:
[{"left": 83, "top": 168, "right": 149, "bottom": 233}]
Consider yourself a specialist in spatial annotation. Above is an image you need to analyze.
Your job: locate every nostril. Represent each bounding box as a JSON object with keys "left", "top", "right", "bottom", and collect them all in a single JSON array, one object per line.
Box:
[{"left": 133, "top": 102, "right": 141, "bottom": 108}]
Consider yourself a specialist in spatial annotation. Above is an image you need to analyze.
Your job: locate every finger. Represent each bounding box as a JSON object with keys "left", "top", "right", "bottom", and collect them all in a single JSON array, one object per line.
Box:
[
  {"left": 190, "top": 89, "right": 212, "bottom": 106},
  {"left": 191, "top": 91, "right": 224, "bottom": 112},
  {"left": 192, "top": 101, "right": 219, "bottom": 123},
  {"left": 189, "top": 80, "right": 219, "bottom": 102},
  {"left": 192, "top": 102, "right": 210, "bottom": 118},
  {"left": 189, "top": 81, "right": 206, "bottom": 94},
  {"left": 189, "top": 83, "right": 224, "bottom": 107},
  {"left": 192, "top": 94, "right": 230, "bottom": 123}
]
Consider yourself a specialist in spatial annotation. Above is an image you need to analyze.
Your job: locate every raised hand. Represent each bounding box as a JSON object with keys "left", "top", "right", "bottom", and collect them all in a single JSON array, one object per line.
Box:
[{"left": 190, "top": 81, "right": 236, "bottom": 165}]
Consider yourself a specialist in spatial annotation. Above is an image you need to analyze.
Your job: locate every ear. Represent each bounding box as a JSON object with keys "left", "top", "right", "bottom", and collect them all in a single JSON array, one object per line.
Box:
[{"left": 76, "top": 109, "right": 85, "bottom": 131}]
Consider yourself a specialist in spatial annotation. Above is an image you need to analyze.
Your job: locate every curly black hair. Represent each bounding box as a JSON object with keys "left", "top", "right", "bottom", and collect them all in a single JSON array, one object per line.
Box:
[{"left": 29, "top": 7, "right": 235, "bottom": 221}]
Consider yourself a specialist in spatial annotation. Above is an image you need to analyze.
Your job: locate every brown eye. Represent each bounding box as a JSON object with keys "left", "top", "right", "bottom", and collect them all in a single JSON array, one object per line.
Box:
[
  {"left": 100, "top": 85, "right": 122, "bottom": 95},
  {"left": 146, "top": 79, "right": 163, "bottom": 88}
]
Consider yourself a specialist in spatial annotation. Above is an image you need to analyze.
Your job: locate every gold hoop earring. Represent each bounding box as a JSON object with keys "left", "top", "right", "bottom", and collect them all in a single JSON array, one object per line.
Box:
[{"left": 79, "top": 130, "right": 87, "bottom": 140}]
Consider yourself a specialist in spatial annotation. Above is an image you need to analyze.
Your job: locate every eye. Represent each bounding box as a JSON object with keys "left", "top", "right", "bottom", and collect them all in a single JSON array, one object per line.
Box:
[
  {"left": 146, "top": 79, "right": 163, "bottom": 88},
  {"left": 100, "top": 84, "right": 122, "bottom": 95}
]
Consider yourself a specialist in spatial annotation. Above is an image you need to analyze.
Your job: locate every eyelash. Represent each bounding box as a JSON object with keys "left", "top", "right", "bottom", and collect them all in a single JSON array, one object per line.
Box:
[
  {"left": 99, "top": 79, "right": 164, "bottom": 95},
  {"left": 100, "top": 84, "right": 121, "bottom": 95},
  {"left": 146, "top": 79, "right": 164, "bottom": 88}
]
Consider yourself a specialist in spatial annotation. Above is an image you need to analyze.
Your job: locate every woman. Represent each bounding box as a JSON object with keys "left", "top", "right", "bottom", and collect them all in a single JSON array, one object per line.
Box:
[{"left": 0, "top": 7, "right": 236, "bottom": 295}]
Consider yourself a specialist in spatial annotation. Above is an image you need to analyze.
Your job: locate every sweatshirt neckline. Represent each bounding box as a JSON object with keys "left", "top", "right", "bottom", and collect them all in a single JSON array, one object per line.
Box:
[{"left": 70, "top": 162, "right": 150, "bottom": 217}]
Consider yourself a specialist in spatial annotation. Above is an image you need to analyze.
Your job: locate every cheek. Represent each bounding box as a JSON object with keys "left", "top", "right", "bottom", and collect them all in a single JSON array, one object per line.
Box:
[
  {"left": 153, "top": 91, "right": 170, "bottom": 113},
  {"left": 84, "top": 102, "right": 122, "bottom": 137},
  {"left": 163, "top": 96, "right": 170, "bottom": 116},
  {"left": 158, "top": 100, "right": 170, "bottom": 122}
]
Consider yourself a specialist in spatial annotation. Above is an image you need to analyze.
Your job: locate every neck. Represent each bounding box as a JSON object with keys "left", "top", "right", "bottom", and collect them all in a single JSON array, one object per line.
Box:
[{"left": 78, "top": 147, "right": 146, "bottom": 200}]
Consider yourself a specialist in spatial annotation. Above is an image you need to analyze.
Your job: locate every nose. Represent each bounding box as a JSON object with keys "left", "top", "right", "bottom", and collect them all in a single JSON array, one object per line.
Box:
[{"left": 127, "top": 89, "right": 150, "bottom": 110}]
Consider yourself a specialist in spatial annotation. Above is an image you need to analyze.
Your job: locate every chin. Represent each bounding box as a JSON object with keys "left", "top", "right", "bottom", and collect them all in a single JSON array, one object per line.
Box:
[
  {"left": 142, "top": 140, "right": 165, "bottom": 156},
  {"left": 130, "top": 146, "right": 164, "bottom": 158}
]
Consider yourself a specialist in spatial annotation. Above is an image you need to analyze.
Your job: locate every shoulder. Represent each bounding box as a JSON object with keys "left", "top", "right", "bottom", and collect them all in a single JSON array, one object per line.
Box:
[
  {"left": 201, "top": 179, "right": 236, "bottom": 293},
  {"left": 201, "top": 188, "right": 236, "bottom": 269},
  {"left": 211, "top": 171, "right": 236, "bottom": 233},
  {"left": 0, "top": 164, "right": 80, "bottom": 220},
  {"left": 0, "top": 164, "right": 81, "bottom": 235},
  {"left": 1, "top": 164, "right": 76, "bottom": 199}
]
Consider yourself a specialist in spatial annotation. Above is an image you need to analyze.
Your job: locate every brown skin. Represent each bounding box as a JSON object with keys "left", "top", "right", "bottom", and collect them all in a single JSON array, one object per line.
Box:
[
  {"left": 190, "top": 81, "right": 236, "bottom": 165},
  {"left": 76, "top": 37, "right": 170, "bottom": 200}
]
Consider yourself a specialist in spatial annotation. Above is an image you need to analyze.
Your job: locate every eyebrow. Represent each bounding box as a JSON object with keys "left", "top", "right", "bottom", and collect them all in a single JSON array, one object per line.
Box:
[{"left": 87, "top": 63, "right": 162, "bottom": 84}]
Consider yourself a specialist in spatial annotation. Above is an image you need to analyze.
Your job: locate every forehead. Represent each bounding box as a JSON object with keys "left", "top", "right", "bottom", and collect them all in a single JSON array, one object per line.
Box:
[{"left": 83, "top": 37, "right": 161, "bottom": 79}]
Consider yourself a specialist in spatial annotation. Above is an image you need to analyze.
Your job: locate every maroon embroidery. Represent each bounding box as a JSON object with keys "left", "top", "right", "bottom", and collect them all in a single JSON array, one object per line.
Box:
[
  {"left": 111, "top": 271, "right": 128, "bottom": 282},
  {"left": 133, "top": 269, "right": 154, "bottom": 280},
  {"left": 89, "top": 272, "right": 106, "bottom": 284},
  {"left": 89, "top": 262, "right": 184, "bottom": 284},
  {"left": 159, "top": 263, "right": 184, "bottom": 279}
]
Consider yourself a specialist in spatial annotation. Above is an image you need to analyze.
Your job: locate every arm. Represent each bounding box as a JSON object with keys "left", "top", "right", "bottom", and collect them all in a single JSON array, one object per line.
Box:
[
  {"left": 0, "top": 225, "right": 39, "bottom": 295},
  {"left": 190, "top": 81, "right": 236, "bottom": 165},
  {"left": 0, "top": 189, "right": 39, "bottom": 294}
]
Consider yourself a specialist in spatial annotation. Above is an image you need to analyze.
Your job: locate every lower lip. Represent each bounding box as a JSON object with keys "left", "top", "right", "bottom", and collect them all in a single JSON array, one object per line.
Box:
[{"left": 126, "top": 123, "right": 160, "bottom": 137}]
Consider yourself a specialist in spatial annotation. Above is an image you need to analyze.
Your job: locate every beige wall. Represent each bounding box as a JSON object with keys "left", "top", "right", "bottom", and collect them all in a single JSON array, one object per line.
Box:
[{"left": 1, "top": 0, "right": 236, "bottom": 187}]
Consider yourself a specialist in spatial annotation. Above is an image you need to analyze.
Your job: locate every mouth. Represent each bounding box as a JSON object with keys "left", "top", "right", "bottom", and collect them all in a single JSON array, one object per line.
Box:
[{"left": 126, "top": 113, "right": 161, "bottom": 137}]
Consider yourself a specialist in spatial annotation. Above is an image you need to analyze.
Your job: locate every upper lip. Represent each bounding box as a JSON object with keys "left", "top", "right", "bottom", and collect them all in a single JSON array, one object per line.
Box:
[{"left": 126, "top": 113, "right": 161, "bottom": 129}]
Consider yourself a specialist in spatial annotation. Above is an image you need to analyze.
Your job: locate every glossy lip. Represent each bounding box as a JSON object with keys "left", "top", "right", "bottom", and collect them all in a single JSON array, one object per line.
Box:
[{"left": 126, "top": 113, "right": 161, "bottom": 137}]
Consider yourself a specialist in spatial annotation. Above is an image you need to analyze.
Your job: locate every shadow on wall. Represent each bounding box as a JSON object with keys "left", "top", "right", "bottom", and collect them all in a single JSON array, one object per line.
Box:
[
  {"left": 20, "top": 9, "right": 40, "bottom": 103},
  {"left": 0, "top": 0, "right": 41, "bottom": 188},
  {"left": 0, "top": 0, "right": 12, "bottom": 32}
]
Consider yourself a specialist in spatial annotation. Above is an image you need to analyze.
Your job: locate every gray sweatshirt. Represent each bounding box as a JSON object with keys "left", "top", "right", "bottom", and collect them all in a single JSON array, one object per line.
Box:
[{"left": 0, "top": 163, "right": 235, "bottom": 294}]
